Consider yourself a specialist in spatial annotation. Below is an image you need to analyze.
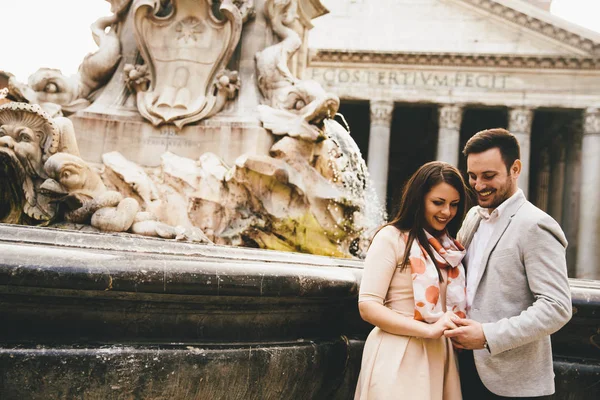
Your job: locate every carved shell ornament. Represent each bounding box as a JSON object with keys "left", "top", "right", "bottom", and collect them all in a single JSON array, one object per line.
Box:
[
  {"left": 131, "top": 0, "right": 244, "bottom": 128},
  {"left": 0, "top": 102, "right": 61, "bottom": 163}
]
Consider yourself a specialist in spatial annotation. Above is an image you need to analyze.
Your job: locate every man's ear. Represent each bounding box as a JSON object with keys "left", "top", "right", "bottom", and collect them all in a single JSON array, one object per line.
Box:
[{"left": 511, "top": 159, "right": 522, "bottom": 178}]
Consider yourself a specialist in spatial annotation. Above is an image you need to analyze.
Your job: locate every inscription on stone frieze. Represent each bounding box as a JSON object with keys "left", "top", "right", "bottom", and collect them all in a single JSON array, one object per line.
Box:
[
  {"left": 310, "top": 68, "right": 510, "bottom": 90},
  {"left": 142, "top": 138, "right": 168, "bottom": 146}
]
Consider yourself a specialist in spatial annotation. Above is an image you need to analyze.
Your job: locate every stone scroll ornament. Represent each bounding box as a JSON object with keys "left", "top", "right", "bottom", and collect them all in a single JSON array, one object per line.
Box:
[
  {"left": 130, "top": 0, "right": 246, "bottom": 128},
  {"left": 6, "top": 1, "right": 128, "bottom": 115}
]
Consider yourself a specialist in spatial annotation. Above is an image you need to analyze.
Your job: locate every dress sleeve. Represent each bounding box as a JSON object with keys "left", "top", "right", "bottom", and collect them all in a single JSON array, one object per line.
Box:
[{"left": 359, "top": 226, "right": 405, "bottom": 304}]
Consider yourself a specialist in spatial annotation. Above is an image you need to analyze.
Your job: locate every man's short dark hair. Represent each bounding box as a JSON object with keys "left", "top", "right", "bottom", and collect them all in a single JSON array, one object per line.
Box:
[{"left": 462, "top": 128, "right": 520, "bottom": 171}]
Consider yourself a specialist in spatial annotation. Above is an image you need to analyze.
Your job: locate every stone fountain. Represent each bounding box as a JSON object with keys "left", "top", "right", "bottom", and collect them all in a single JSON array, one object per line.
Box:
[
  {"left": 1, "top": 0, "right": 377, "bottom": 258},
  {"left": 0, "top": 1, "right": 379, "bottom": 398},
  {"left": 0, "top": 1, "right": 598, "bottom": 399}
]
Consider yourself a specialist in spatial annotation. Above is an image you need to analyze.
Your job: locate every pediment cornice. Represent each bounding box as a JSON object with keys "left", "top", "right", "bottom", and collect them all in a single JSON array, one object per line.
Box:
[{"left": 459, "top": 0, "right": 600, "bottom": 56}]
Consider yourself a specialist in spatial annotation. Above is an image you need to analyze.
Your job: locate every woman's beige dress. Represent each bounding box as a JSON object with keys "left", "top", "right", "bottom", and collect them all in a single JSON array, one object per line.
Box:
[{"left": 354, "top": 226, "right": 462, "bottom": 400}]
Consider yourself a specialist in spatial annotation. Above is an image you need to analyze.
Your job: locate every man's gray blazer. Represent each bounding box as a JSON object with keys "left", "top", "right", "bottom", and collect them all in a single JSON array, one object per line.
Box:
[{"left": 457, "top": 190, "right": 572, "bottom": 397}]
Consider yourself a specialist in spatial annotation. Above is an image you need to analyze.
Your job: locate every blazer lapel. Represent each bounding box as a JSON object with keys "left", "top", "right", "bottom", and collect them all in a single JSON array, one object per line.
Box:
[
  {"left": 470, "top": 191, "right": 527, "bottom": 296},
  {"left": 461, "top": 211, "right": 482, "bottom": 249}
]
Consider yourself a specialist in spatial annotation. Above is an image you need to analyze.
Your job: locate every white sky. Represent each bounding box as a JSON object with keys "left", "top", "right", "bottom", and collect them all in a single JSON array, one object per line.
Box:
[{"left": 1, "top": 0, "right": 599, "bottom": 82}]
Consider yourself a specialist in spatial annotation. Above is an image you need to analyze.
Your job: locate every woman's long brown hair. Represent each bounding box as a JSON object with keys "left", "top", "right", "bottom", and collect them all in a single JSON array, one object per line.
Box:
[{"left": 378, "top": 161, "right": 468, "bottom": 282}]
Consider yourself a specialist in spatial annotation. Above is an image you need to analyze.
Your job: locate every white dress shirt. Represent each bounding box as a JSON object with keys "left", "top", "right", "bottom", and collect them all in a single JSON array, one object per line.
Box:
[{"left": 465, "top": 189, "right": 522, "bottom": 309}]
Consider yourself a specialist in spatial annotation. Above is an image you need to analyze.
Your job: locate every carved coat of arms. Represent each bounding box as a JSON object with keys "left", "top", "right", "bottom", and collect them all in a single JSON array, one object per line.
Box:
[{"left": 131, "top": 0, "right": 244, "bottom": 128}]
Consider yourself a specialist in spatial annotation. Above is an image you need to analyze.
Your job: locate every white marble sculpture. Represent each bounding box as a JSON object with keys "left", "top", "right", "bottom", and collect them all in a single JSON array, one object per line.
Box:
[
  {"left": 255, "top": 0, "right": 340, "bottom": 138},
  {"left": 0, "top": 0, "right": 374, "bottom": 258}
]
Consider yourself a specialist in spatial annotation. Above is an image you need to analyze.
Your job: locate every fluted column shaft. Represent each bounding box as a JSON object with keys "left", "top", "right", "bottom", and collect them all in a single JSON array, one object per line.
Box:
[
  {"left": 508, "top": 108, "right": 534, "bottom": 198},
  {"left": 367, "top": 100, "right": 394, "bottom": 207},
  {"left": 535, "top": 148, "right": 550, "bottom": 212},
  {"left": 436, "top": 105, "right": 463, "bottom": 166},
  {"left": 549, "top": 139, "right": 566, "bottom": 223},
  {"left": 576, "top": 108, "right": 600, "bottom": 279}
]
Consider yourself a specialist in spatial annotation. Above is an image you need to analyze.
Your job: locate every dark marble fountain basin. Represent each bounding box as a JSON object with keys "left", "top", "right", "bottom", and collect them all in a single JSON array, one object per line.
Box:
[{"left": 0, "top": 224, "right": 598, "bottom": 399}]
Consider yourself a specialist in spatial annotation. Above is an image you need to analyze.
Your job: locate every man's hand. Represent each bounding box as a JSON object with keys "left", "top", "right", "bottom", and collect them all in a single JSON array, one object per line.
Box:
[{"left": 444, "top": 317, "right": 487, "bottom": 350}]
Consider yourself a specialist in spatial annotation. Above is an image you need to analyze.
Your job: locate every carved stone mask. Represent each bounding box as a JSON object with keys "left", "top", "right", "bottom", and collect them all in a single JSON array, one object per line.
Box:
[
  {"left": 0, "top": 102, "right": 60, "bottom": 223},
  {"left": 0, "top": 105, "right": 58, "bottom": 178}
]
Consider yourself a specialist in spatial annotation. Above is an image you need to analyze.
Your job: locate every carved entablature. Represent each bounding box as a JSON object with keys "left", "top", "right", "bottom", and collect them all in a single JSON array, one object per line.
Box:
[
  {"left": 310, "top": 50, "right": 600, "bottom": 70},
  {"left": 131, "top": 0, "right": 245, "bottom": 128}
]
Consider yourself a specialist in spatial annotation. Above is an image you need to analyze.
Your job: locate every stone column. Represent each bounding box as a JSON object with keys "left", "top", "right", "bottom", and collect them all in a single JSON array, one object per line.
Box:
[
  {"left": 436, "top": 105, "right": 464, "bottom": 166},
  {"left": 367, "top": 100, "right": 394, "bottom": 207},
  {"left": 549, "top": 138, "right": 567, "bottom": 223},
  {"left": 576, "top": 108, "right": 600, "bottom": 279},
  {"left": 535, "top": 147, "right": 550, "bottom": 212},
  {"left": 563, "top": 120, "right": 583, "bottom": 277},
  {"left": 508, "top": 107, "right": 534, "bottom": 198}
]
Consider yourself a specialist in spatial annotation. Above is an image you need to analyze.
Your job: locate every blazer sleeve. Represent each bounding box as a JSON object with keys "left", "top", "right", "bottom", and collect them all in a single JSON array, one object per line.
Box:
[
  {"left": 482, "top": 215, "right": 573, "bottom": 355},
  {"left": 359, "top": 226, "right": 404, "bottom": 304}
]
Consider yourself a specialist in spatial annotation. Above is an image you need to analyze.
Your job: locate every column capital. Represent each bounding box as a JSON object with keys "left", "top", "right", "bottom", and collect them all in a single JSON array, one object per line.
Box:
[
  {"left": 508, "top": 107, "right": 534, "bottom": 134},
  {"left": 583, "top": 108, "right": 600, "bottom": 135},
  {"left": 438, "top": 104, "right": 464, "bottom": 130},
  {"left": 369, "top": 100, "right": 394, "bottom": 126}
]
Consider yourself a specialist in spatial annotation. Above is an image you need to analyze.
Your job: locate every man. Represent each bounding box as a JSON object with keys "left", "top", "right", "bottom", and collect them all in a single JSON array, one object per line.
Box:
[{"left": 444, "top": 128, "right": 572, "bottom": 399}]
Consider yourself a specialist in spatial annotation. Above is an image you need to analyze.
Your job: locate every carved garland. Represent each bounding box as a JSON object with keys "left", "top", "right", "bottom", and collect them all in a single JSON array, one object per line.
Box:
[
  {"left": 460, "top": 0, "right": 600, "bottom": 56},
  {"left": 310, "top": 50, "right": 600, "bottom": 70}
]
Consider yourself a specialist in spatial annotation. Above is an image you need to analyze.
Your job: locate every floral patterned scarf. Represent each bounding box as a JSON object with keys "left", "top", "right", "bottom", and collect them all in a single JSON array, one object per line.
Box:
[{"left": 406, "top": 231, "right": 467, "bottom": 323}]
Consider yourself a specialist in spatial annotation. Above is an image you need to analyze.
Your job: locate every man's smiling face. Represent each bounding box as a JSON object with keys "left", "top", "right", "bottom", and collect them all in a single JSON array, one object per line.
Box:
[{"left": 467, "top": 147, "right": 520, "bottom": 210}]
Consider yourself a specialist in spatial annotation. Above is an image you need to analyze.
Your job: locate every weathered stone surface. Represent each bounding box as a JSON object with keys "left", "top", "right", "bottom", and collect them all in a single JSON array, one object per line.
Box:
[
  {"left": 0, "top": 340, "right": 360, "bottom": 400},
  {"left": 0, "top": 224, "right": 363, "bottom": 344}
]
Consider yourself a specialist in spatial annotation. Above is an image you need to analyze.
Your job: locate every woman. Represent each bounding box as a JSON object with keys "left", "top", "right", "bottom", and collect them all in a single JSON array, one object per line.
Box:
[{"left": 355, "top": 161, "right": 469, "bottom": 400}]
